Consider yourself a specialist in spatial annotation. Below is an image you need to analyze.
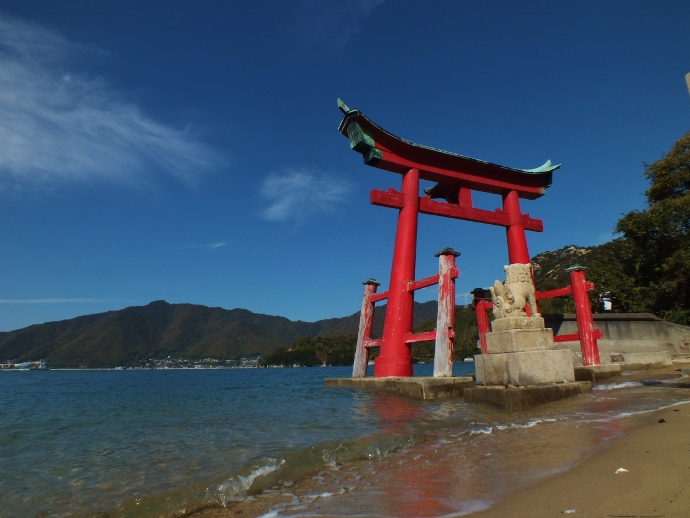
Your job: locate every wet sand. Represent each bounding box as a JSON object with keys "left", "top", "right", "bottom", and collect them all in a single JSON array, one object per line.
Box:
[
  {"left": 472, "top": 401, "right": 690, "bottom": 518},
  {"left": 187, "top": 368, "right": 690, "bottom": 518}
]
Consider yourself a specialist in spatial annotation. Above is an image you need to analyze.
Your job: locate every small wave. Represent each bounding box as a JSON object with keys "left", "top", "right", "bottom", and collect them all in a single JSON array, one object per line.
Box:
[
  {"left": 209, "top": 434, "right": 418, "bottom": 506},
  {"left": 468, "top": 419, "right": 544, "bottom": 436},
  {"left": 469, "top": 427, "right": 493, "bottom": 436},
  {"left": 211, "top": 459, "right": 284, "bottom": 505},
  {"left": 593, "top": 381, "right": 643, "bottom": 391},
  {"left": 594, "top": 377, "right": 688, "bottom": 392},
  {"left": 495, "top": 419, "right": 543, "bottom": 431}
]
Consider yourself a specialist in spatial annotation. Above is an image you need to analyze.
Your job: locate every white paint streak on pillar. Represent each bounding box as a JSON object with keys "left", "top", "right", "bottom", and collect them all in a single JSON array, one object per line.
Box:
[
  {"left": 353, "top": 282, "right": 377, "bottom": 377},
  {"left": 434, "top": 252, "right": 458, "bottom": 377}
]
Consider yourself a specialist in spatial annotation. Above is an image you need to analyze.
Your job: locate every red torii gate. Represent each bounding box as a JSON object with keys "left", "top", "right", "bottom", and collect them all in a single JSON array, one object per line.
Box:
[{"left": 338, "top": 100, "right": 560, "bottom": 378}]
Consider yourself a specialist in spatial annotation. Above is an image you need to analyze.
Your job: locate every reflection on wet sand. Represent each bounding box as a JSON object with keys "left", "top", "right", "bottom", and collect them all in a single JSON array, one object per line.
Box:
[{"left": 191, "top": 370, "right": 690, "bottom": 518}]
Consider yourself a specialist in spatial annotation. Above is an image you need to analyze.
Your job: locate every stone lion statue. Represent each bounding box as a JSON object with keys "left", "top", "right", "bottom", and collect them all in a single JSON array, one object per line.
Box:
[{"left": 489, "top": 263, "right": 540, "bottom": 319}]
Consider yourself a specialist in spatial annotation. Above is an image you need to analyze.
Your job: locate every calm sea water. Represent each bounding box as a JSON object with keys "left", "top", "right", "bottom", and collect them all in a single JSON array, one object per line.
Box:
[{"left": 1, "top": 364, "right": 689, "bottom": 518}]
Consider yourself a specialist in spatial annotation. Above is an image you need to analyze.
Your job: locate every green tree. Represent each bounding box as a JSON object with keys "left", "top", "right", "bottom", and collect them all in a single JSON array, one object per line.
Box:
[
  {"left": 410, "top": 306, "right": 480, "bottom": 362},
  {"left": 585, "top": 239, "right": 643, "bottom": 313},
  {"left": 261, "top": 335, "right": 357, "bottom": 367},
  {"left": 615, "top": 131, "right": 690, "bottom": 323}
]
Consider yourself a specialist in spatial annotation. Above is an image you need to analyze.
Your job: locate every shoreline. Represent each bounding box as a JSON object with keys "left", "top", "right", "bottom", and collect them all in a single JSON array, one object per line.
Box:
[
  {"left": 470, "top": 399, "right": 690, "bottom": 518},
  {"left": 186, "top": 368, "right": 690, "bottom": 518}
]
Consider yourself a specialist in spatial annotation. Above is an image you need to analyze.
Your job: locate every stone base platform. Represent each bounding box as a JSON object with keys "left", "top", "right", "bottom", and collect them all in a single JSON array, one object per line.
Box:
[
  {"left": 324, "top": 376, "right": 474, "bottom": 400},
  {"left": 575, "top": 364, "right": 621, "bottom": 382},
  {"left": 463, "top": 381, "right": 592, "bottom": 411},
  {"left": 475, "top": 349, "right": 575, "bottom": 386}
]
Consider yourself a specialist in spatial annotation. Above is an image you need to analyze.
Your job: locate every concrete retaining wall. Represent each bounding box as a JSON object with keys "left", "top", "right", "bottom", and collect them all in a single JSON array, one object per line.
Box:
[{"left": 544, "top": 313, "right": 690, "bottom": 367}]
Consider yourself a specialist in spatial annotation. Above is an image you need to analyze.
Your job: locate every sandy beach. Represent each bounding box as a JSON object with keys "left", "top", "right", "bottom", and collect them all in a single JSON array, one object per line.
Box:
[
  {"left": 184, "top": 367, "right": 690, "bottom": 518},
  {"left": 473, "top": 400, "right": 690, "bottom": 518}
]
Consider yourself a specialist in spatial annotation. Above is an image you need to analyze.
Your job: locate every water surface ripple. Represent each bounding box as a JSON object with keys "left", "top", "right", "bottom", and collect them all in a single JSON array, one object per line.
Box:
[{"left": 1, "top": 364, "right": 688, "bottom": 517}]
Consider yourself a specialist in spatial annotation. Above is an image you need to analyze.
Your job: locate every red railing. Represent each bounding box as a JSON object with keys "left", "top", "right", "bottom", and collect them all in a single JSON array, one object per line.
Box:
[{"left": 353, "top": 248, "right": 460, "bottom": 378}]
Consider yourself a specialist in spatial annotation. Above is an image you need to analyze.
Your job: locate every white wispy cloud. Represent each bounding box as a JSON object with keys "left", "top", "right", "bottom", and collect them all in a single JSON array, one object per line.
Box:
[
  {"left": 0, "top": 298, "right": 132, "bottom": 304},
  {"left": 260, "top": 168, "right": 352, "bottom": 223},
  {"left": 183, "top": 242, "right": 228, "bottom": 251},
  {"left": 293, "top": 0, "right": 386, "bottom": 49},
  {"left": 0, "top": 15, "right": 223, "bottom": 193}
]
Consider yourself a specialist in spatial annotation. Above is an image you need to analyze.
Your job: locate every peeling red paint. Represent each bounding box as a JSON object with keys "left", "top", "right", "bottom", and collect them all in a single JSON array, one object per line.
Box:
[
  {"left": 434, "top": 252, "right": 459, "bottom": 377},
  {"left": 569, "top": 268, "right": 602, "bottom": 366},
  {"left": 352, "top": 282, "right": 379, "bottom": 378},
  {"left": 474, "top": 299, "right": 492, "bottom": 355}
]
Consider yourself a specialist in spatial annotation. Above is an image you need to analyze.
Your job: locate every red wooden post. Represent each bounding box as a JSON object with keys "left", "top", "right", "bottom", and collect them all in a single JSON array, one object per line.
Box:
[
  {"left": 433, "top": 248, "right": 460, "bottom": 377},
  {"left": 472, "top": 288, "right": 491, "bottom": 355},
  {"left": 353, "top": 279, "right": 380, "bottom": 378},
  {"left": 376, "top": 168, "right": 419, "bottom": 377},
  {"left": 567, "top": 266, "right": 601, "bottom": 366},
  {"left": 503, "top": 189, "right": 531, "bottom": 264}
]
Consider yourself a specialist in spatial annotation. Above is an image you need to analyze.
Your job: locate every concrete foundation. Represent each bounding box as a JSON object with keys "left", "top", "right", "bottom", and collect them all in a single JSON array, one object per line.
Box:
[
  {"left": 464, "top": 382, "right": 592, "bottom": 411},
  {"left": 324, "top": 376, "right": 474, "bottom": 400},
  {"left": 574, "top": 364, "right": 621, "bottom": 382}
]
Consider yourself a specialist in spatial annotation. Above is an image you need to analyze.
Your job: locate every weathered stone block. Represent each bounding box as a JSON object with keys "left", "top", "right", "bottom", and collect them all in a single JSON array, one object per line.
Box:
[
  {"left": 507, "top": 349, "right": 575, "bottom": 386},
  {"left": 574, "top": 364, "right": 621, "bottom": 382},
  {"left": 474, "top": 354, "right": 485, "bottom": 385},
  {"left": 473, "top": 353, "right": 509, "bottom": 386},
  {"left": 486, "top": 328, "right": 555, "bottom": 354},
  {"left": 491, "top": 316, "right": 545, "bottom": 332}
]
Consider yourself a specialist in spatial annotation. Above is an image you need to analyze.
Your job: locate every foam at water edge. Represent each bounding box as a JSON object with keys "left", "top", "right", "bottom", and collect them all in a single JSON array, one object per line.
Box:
[
  {"left": 593, "top": 381, "right": 643, "bottom": 391},
  {"left": 469, "top": 426, "right": 493, "bottom": 436},
  {"left": 212, "top": 459, "right": 284, "bottom": 505},
  {"left": 494, "top": 419, "right": 543, "bottom": 431}
]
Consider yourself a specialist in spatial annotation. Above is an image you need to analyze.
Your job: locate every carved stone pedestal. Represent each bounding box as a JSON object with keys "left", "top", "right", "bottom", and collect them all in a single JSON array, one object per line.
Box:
[{"left": 466, "top": 316, "right": 591, "bottom": 409}]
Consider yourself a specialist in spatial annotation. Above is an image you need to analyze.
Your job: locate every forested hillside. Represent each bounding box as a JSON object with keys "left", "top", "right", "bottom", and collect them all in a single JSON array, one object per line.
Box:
[
  {"left": 0, "top": 300, "right": 438, "bottom": 368},
  {"left": 532, "top": 130, "right": 690, "bottom": 324}
]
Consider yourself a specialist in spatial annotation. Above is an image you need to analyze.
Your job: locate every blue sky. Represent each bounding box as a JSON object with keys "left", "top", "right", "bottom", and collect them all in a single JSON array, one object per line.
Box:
[{"left": 0, "top": 0, "right": 688, "bottom": 331}]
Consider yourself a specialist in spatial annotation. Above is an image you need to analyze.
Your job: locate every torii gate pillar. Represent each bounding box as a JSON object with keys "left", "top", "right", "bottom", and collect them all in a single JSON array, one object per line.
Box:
[
  {"left": 504, "top": 189, "right": 531, "bottom": 264},
  {"left": 376, "top": 168, "right": 419, "bottom": 377}
]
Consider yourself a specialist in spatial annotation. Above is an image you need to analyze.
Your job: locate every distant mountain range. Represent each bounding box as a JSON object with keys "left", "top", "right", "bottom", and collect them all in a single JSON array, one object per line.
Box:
[
  {"left": 0, "top": 299, "right": 438, "bottom": 368},
  {"left": 0, "top": 244, "right": 611, "bottom": 369}
]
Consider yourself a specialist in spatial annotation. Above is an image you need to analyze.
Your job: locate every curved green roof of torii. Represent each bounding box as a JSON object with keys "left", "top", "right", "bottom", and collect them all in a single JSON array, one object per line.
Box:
[{"left": 337, "top": 99, "right": 560, "bottom": 200}]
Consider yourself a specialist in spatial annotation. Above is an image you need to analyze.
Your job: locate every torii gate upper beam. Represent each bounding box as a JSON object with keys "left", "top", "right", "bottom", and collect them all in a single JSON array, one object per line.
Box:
[{"left": 338, "top": 99, "right": 559, "bottom": 201}]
